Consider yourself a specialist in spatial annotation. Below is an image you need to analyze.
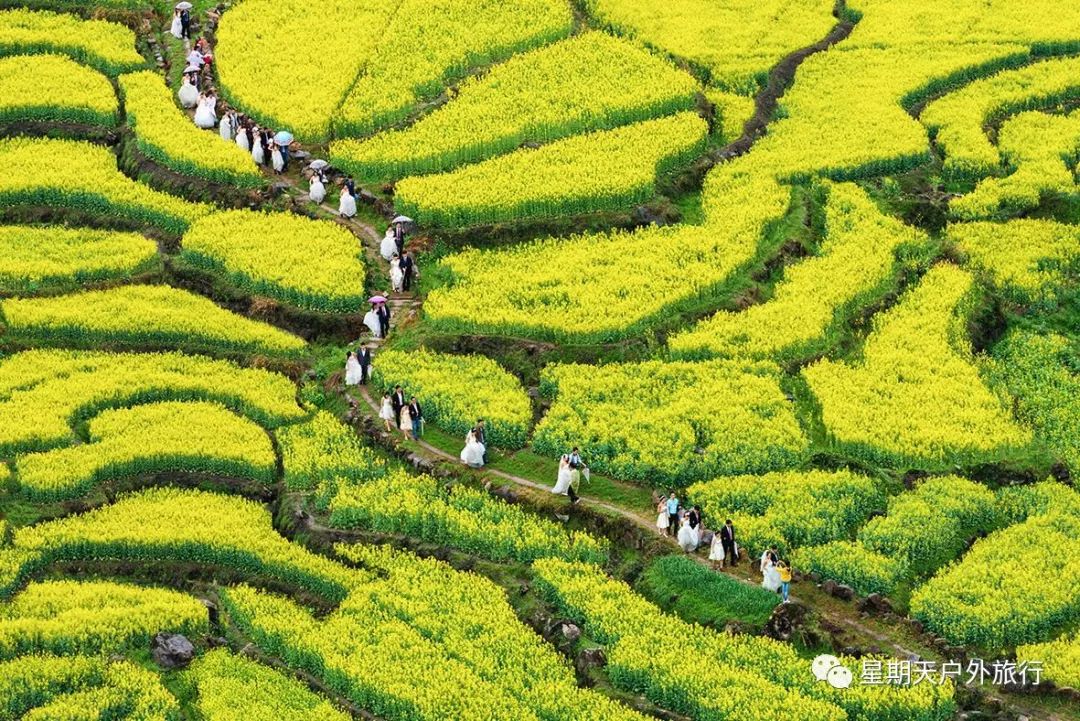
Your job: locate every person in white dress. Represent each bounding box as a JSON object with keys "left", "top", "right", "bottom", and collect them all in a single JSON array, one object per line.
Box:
[
  {"left": 552, "top": 456, "right": 572, "bottom": 495},
  {"left": 186, "top": 48, "right": 204, "bottom": 71},
  {"left": 380, "top": 227, "right": 397, "bottom": 262},
  {"left": 194, "top": 94, "right": 216, "bottom": 129},
  {"left": 339, "top": 185, "right": 357, "bottom": 218},
  {"left": 677, "top": 514, "right": 698, "bottom": 553},
  {"left": 460, "top": 430, "right": 485, "bottom": 467},
  {"left": 178, "top": 76, "right": 199, "bottom": 108},
  {"left": 309, "top": 173, "right": 326, "bottom": 203},
  {"left": 169, "top": 10, "right": 183, "bottom": 39},
  {"left": 708, "top": 531, "right": 725, "bottom": 569},
  {"left": 762, "top": 557, "right": 782, "bottom": 593},
  {"left": 378, "top": 392, "right": 395, "bottom": 432},
  {"left": 344, "top": 351, "right": 363, "bottom": 387},
  {"left": 270, "top": 141, "right": 284, "bottom": 173},
  {"left": 399, "top": 403, "right": 414, "bottom": 440},
  {"left": 219, "top": 110, "right": 235, "bottom": 142},
  {"left": 235, "top": 123, "right": 250, "bottom": 151},
  {"left": 363, "top": 303, "right": 382, "bottom": 338},
  {"left": 390, "top": 254, "right": 404, "bottom": 292},
  {"left": 760, "top": 547, "right": 775, "bottom": 574},
  {"left": 656, "top": 495, "right": 670, "bottom": 533},
  {"left": 251, "top": 128, "right": 265, "bottom": 165}
]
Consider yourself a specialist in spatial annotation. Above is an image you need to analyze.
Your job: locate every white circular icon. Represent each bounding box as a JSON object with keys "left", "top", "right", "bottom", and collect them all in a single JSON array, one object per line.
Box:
[
  {"left": 827, "top": 664, "right": 853, "bottom": 689},
  {"left": 812, "top": 654, "right": 840, "bottom": 681}
]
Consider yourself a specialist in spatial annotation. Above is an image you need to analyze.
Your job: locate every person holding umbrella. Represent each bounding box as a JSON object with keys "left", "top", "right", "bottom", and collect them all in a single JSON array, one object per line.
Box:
[
  {"left": 392, "top": 216, "right": 411, "bottom": 255},
  {"left": 177, "top": 2, "right": 192, "bottom": 39},
  {"left": 274, "top": 131, "right": 294, "bottom": 170},
  {"left": 377, "top": 298, "right": 391, "bottom": 337}
]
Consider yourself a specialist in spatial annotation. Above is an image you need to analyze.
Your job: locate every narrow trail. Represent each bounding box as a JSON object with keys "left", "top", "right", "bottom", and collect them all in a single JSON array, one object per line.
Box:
[
  {"left": 716, "top": 0, "right": 857, "bottom": 160},
  {"left": 352, "top": 384, "right": 655, "bottom": 531},
  {"left": 281, "top": 178, "right": 423, "bottom": 346}
]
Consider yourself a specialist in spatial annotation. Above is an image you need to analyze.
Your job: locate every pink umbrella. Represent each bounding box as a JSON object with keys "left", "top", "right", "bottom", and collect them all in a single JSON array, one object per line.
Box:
[{"left": 368, "top": 295, "right": 387, "bottom": 304}]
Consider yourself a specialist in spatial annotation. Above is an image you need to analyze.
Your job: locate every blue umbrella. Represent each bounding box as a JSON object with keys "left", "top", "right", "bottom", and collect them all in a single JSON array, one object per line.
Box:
[{"left": 274, "top": 131, "right": 294, "bottom": 145}]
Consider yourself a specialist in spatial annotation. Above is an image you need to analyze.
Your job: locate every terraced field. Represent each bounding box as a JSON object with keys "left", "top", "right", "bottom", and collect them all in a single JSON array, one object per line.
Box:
[{"left": 1, "top": 1, "right": 1079, "bottom": 720}]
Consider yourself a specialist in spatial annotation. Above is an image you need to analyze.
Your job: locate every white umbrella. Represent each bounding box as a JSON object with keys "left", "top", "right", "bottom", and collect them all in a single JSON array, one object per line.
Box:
[
  {"left": 175, "top": 1, "right": 193, "bottom": 9},
  {"left": 183, "top": 65, "right": 201, "bottom": 74},
  {"left": 309, "top": 159, "right": 329, "bottom": 170},
  {"left": 392, "top": 215, "right": 414, "bottom": 224}
]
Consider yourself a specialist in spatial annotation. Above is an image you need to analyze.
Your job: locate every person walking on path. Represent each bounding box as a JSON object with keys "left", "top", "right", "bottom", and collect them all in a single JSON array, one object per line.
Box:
[
  {"left": 709, "top": 529, "right": 725, "bottom": 569},
  {"left": 720, "top": 519, "right": 738, "bottom": 566},
  {"left": 356, "top": 345, "right": 372, "bottom": 385},
  {"left": 379, "top": 392, "right": 395, "bottom": 432},
  {"left": 399, "top": 400, "right": 414, "bottom": 440},
  {"left": 762, "top": 549, "right": 782, "bottom": 593},
  {"left": 553, "top": 455, "right": 573, "bottom": 497},
  {"left": 656, "top": 494, "right": 670, "bottom": 534},
  {"left": 179, "top": 6, "right": 191, "bottom": 39},
  {"left": 391, "top": 385, "right": 406, "bottom": 426},
  {"left": 309, "top": 171, "right": 326, "bottom": 203},
  {"left": 566, "top": 461, "right": 581, "bottom": 505},
  {"left": 472, "top": 419, "right": 487, "bottom": 464},
  {"left": 677, "top": 511, "right": 699, "bottom": 553},
  {"left": 381, "top": 303, "right": 390, "bottom": 338},
  {"left": 407, "top": 396, "right": 423, "bottom": 438},
  {"left": 380, "top": 226, "right": 397, "bottom": 261},
  {"left": 401, "top": 251, "right": 415, "bottom": 292},
  {"left": 665, "top": 493, "right": 680, "bottom": 538},
  {"left": 339, "top": 185, "right": 357, "bottom": 218},
  {"left": 390, "top": 253, "right": 404, "bottom": 293},
  {"left": 344, "top": 350, "right": 363, "bottom": 386},
  {"left": 688, "top": 505, "right": 702, "bottom": 532},
  {"left": 363, "top": 302, "right": 382, "bottom": 338}
]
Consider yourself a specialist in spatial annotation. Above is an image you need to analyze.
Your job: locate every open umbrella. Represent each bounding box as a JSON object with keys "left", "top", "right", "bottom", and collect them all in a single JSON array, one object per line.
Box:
[
  {"left": 274, "top": 131, "right": 294, "bottom": 145},
  {"left": 368, "top": 295, "right": 387, "bottom": 304},
  {"left": 309, "top": 159, "right": 329, "bottom": 170},
  {"left": 392, "top": 215, "right": 414, "bottom": 225},
  {"left": 175, "top": 1, "right": 193, "bottom": 9},
  {"left": 183, "top": 65, "right": 201, "bottom": 74}
]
